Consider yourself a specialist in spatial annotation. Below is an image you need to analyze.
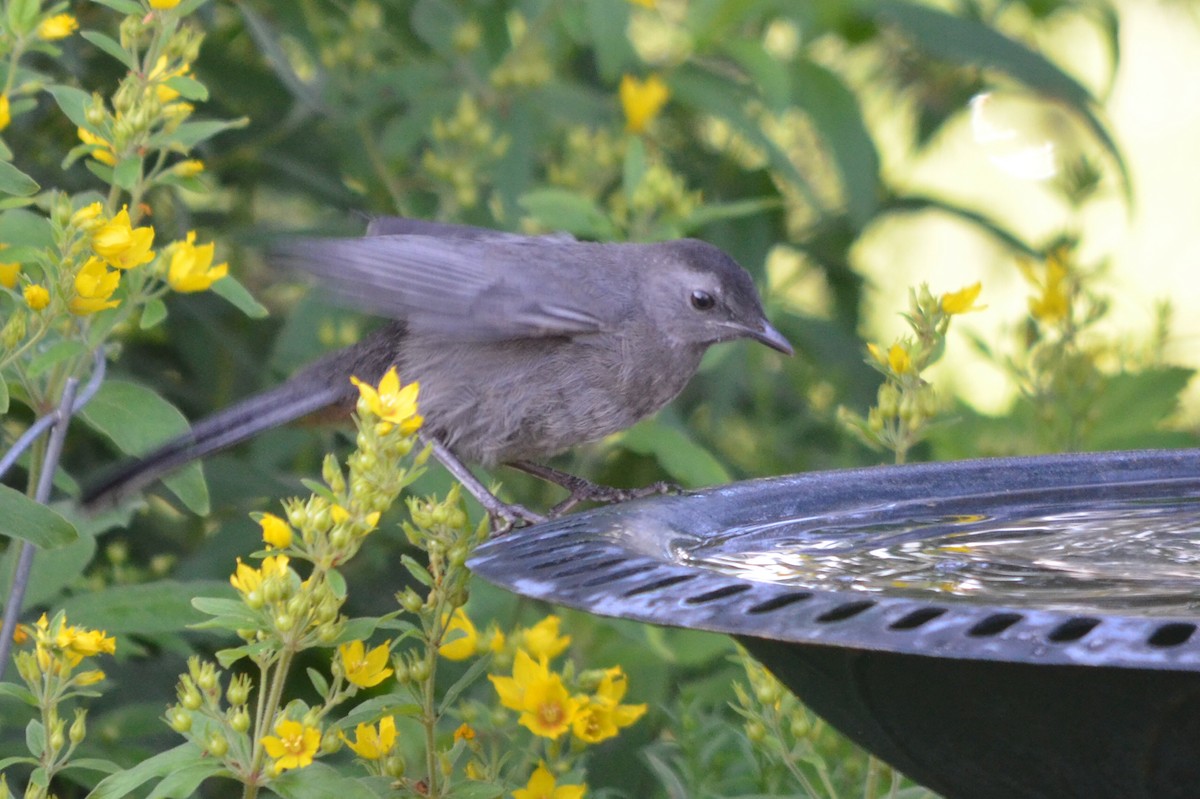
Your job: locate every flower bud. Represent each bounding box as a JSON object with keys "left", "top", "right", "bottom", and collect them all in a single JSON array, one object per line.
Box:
[
  {"left": 207, "top": 731, "right": 228, "bottom": 757},
  {"left": 227, "top": 673, "right": 251, "bottom": 706},
  {"left": 230, "top": 706, "right": 250, "bottom": 733},
  {"left": 69, "top": 709, "right": 87, "bottom": 744}
]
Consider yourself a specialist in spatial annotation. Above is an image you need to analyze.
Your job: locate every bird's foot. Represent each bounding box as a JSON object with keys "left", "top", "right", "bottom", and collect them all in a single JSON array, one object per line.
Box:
[
  {"left": 422, "top": 434, "right": 546, "bottom": 535},
  {"left": 511, "top": 461, "right": 681, "bottom": 517}
]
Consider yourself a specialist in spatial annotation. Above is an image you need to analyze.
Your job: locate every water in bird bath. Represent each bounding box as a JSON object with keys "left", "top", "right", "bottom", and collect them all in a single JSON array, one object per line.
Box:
[{"left": 680, "top": 483, "right": 1200, "bottom": 617}]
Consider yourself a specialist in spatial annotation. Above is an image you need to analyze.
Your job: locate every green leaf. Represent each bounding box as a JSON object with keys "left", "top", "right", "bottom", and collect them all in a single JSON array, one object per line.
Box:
[
  {"left": 583, "top": 0, "right": 635, "bottom": 81},
  {"left": 140, "top": 297, "right": 167, "bottom": 329},
  {"left": 791, "top": 57, "right": 880, "bottom": 227},
  {"left": 0, "top": 208, "right": 53, "bottom": 247},
  {"left": 683, "top": 197, "right": 783, "bottom": 232},
  {"left": 46, "top": 85, "right": 94, "bottom": 129},
  {"left": 884, "top": 194, "right": 1037, "bottom": 255},
  {"left": 164, "top": 75, "right": 209, "bottom": 101},
  {"left": 401, "top": 555, "right": 433, "bottom": 587},
  {"left": 79, "top": 380, "right": 208, "bottom": 514},
  {"left": 307, "top": 667, "right": 329, "bottom": 696},
  {"left": 5, "top": 0, "right": 38, "bottom": 35},
  {"left": 89, "top": 0, "right": 143, "bottom": 14},
  {"left": 1088, "top": 367, "right": 1194, "bottom": 449},
  {"left": 270, "top": 762, "right": 386, "bottom": 799},
  {"left": 59, "top": 758, "right": 122, "bottom": 776},
  {"left": 874, "top": 0, "right": 1131, "bottom": 199},
  {"left": 619, "top": 418, "right": 731, "bottom": 487},
  {"left": 146, "top": 117, "right": 248, "bottom": 150},
  {"left": 0, "top": 525, "right": 95, "bottom": 606},
  {"left": 0, "top": 373, "right": 8, "bottom": 413},
  {"left": 670, "top": 65, "right": 822, "bottom": 212},
  {"left": 80, "top": 31, "right": 135, "bottom": 69},
  {"left": 0, "top": 681, "right": 38, "bottom": 706},
  {"left": 0, "top": 486, "right": 77, "bottom": 547},
  {"left": 26, "top": 719, "right": 44, "bottom": 758},
  {"left": 190, "top": 596, "right": 261, "bottom": 631},
  {"left": 60, "top": 580, "right": 228, "bottom": 634},
  {"left": 112, "top": 157, "right": 141, "bottom": 191},
  {"left": 28, "top": 339, "right": 88, "bottom": 379},
  {"left": 87, "top": 743, "right": 208, "bottom": 799},
  {"left": 724, "top": 40, "right": 790, "bottom": 113},
  {"left": 0, "top": 160, "right": 39, "bottom": 197},
  {"left": 518, "top": 189, "right": 618, "bottom": 240},
  {"left": 0, "top": 755, "right": 40, "bottom": 771},
  {"left": 144, "top": 760, "right": 225, "bottom": 799},
  {"left": 210, "top": 274, "right": 268, "bottom": 318},
  {"left": 439, "top": 654, "right": 492, "bottom": 713},
  {"left": 410, "top": 0, "right": 462, "bottom": 55}
]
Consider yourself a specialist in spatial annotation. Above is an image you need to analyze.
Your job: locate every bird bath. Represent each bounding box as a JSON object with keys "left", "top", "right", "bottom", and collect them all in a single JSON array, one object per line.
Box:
[{"left": 468, "top": 449, "right": 1200, "bottom": 799}]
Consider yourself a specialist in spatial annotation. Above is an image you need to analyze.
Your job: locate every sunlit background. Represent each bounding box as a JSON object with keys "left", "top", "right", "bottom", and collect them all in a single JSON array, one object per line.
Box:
[{"left": 859, "top": 0, "right": 1200, "bottom": 416}]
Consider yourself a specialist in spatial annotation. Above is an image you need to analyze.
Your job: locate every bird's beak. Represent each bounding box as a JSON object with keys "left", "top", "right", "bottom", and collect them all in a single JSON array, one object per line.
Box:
[{"left": 749, "top": 320, "right": 794, "bottom": 356}]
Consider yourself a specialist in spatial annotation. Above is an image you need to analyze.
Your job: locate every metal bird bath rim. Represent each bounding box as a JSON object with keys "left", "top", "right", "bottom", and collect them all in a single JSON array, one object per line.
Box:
[{"left": 468, "top": 448, "right": 1200, "bottom": 799}]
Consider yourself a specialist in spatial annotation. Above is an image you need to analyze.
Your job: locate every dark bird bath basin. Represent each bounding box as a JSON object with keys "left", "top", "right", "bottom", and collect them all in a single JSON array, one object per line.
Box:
[{"left": 468, "top": 449, "right": 1200, "bottom": 799}]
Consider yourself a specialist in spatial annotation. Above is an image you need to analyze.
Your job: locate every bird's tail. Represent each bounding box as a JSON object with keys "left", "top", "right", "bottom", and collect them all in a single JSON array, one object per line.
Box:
[{"left": 81, "top": 375, "right": 349, "bottom": 509}]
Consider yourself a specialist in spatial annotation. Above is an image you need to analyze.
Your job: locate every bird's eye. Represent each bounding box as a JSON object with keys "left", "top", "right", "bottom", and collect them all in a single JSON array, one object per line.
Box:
[{"left": 690, "top": 290, "right": 716, "bottom": 311}]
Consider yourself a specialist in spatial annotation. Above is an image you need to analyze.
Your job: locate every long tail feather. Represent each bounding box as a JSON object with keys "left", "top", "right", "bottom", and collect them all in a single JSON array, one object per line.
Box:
[{"left": 82, "top": 376, "right": 348, "bottom": 509}]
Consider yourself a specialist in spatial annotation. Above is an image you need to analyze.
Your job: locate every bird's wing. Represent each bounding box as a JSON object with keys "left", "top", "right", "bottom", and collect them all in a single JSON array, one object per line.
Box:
[
  {"left": 364, "top": 216, "right": 574, "bottom": 243},
  {"left": 271, "top": 233, "right": 614, "bottom": 341}
]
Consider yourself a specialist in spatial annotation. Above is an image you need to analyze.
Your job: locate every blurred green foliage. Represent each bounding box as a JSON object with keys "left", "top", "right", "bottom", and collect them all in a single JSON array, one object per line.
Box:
[{"left": 2, "top": 0, "right": 1196, "bottom": 796}]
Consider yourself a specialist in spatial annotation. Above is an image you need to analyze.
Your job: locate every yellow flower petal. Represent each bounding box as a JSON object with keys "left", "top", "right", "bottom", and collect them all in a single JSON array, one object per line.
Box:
[
  {"left": 0, "top": 94, "right": 10, "bottom": 132},
  {"left": 519, "top": 615, "right": 571, "bottom": 660},
  {"left": 439, "top": 608, "right": 479, "bottom": 661},
  {"left": 339, "top": 639, "right": 394, "bottom": 688},
  {"left": 940, "top": 282, "right": 983, "bottom": 315},
  {"left": 261, "top": 719, "right": 320, "bottom": 772},
  {"left": 38, "top": 13, "right": 78, "bottom": 40},
  {"left": 260, "top": 513, "right": 293, "bottom": 548},
  {"left": 620, "top": 74, "right": 669, "bottom": 133},
  {"left": 23, "top": 284, "right": 48, "bottom": 311}
]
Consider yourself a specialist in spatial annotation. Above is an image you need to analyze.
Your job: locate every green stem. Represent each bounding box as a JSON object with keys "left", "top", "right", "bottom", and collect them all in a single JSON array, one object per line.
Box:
[
  {"left": 243, "top": 649, "right": 294, "bottom": 799},
  {"left": 422, "top": 641, "right": 441, "bottom": 796}
]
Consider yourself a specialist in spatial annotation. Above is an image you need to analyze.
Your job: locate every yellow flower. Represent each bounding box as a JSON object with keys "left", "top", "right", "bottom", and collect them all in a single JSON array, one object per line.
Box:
[
  {"left": 38, "top": 13, "right": 78, "bottom": 40},
  {"left": 453, "top": 723, "right": 475, "bottom": 742},
  {"left": 167, "top": 231, "right": 228, "bottom": 293},
  {"left": 438, "top": 608, "right": 479, "bottom": 661},
  {"left": 76, "top": 669, "right": 106, "bottom": 686},
  {"left": 69, "top": 257, "right": 120, "bottom": 315},
  {"left": 259, "top": 512, "right": 293, "bottom": 548},
  {"left": 342, "top": 716, "right": 396, "bottom": 760},
  {"left": 229, "top": 557, "right": 263, "bottom": 597},
  {"left": 350, "top": 367, "right": 423, "bottom": 434},
  {"left": 230, "top": 555, "right": 290, "bottom": 600},
  {"left": 0, "top": 94, "right": 10, "bottom": 132},
  {"left": 514, "top": 762, "right": 586, "bottom": 799},
  {"left": 149, "top": 0, "right": 182, "bottom": 8},
  {"left": 261, "top": 719, "right": 320, "bottom": 773},
  {"left": 519, "top": 615, "right": 571, "bottom": 660},
  {"left": 77, "top": 128, "right": 116, "bottom": 166},
  {"left": 1022, "top": 253, "right": 1071, "bottom": 324},
  {"left": 174, "top": 159, "right": 204, "bottom": 177},
  {"left": 489, "top": 650, "right": 580, "bottom": 739},
  {"left": 629, "top": 0, "right": 656, "bottom": 6},
  {"left": 71, "top": 202, "right": 105, "bottom": 231},
  {"left": 571, "top": 666, "right": 646, "bottom": 744},
  {"left": 339, "top": 639, "right": 393, "bottom": 688},
  {"left": 56, "top": 626, "right": 117, "bottom": 661},
  {"left": 149, "top": 56, "right": 191, "bottom": 103},
  {"left": 331, "top": 504, "right": 350, "bottom": 524},
  {"left": 620, "top": 74, "right": 669, "bottom": 133},
  {"left": 0, "top": 260, "right": 19, "bottom": 289},
  {"left": 940, "top": 282, "right": 983, "bottom": 315},
  {"left": 886, "top": 343, "right": 911, "bottom": 375},
  {"left": 92, "top": 207, "right": 155, "bottom": 270},
  {"left": 23, "top": 284, "right": 49, "bottom": 311}
]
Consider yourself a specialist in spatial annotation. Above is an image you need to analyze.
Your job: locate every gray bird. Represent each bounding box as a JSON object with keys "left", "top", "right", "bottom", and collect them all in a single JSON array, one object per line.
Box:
[{"left": 83, "top": 218, "right": 793, "bottom": 524}]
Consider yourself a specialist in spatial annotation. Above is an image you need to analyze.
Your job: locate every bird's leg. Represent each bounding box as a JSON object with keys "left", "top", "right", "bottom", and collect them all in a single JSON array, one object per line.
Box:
[
  {"left": 422, "top": 434, "right": 546, "bottom": 532},
  {"left": 508, "top": 460, "right": 679, "bottom": 516}
]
